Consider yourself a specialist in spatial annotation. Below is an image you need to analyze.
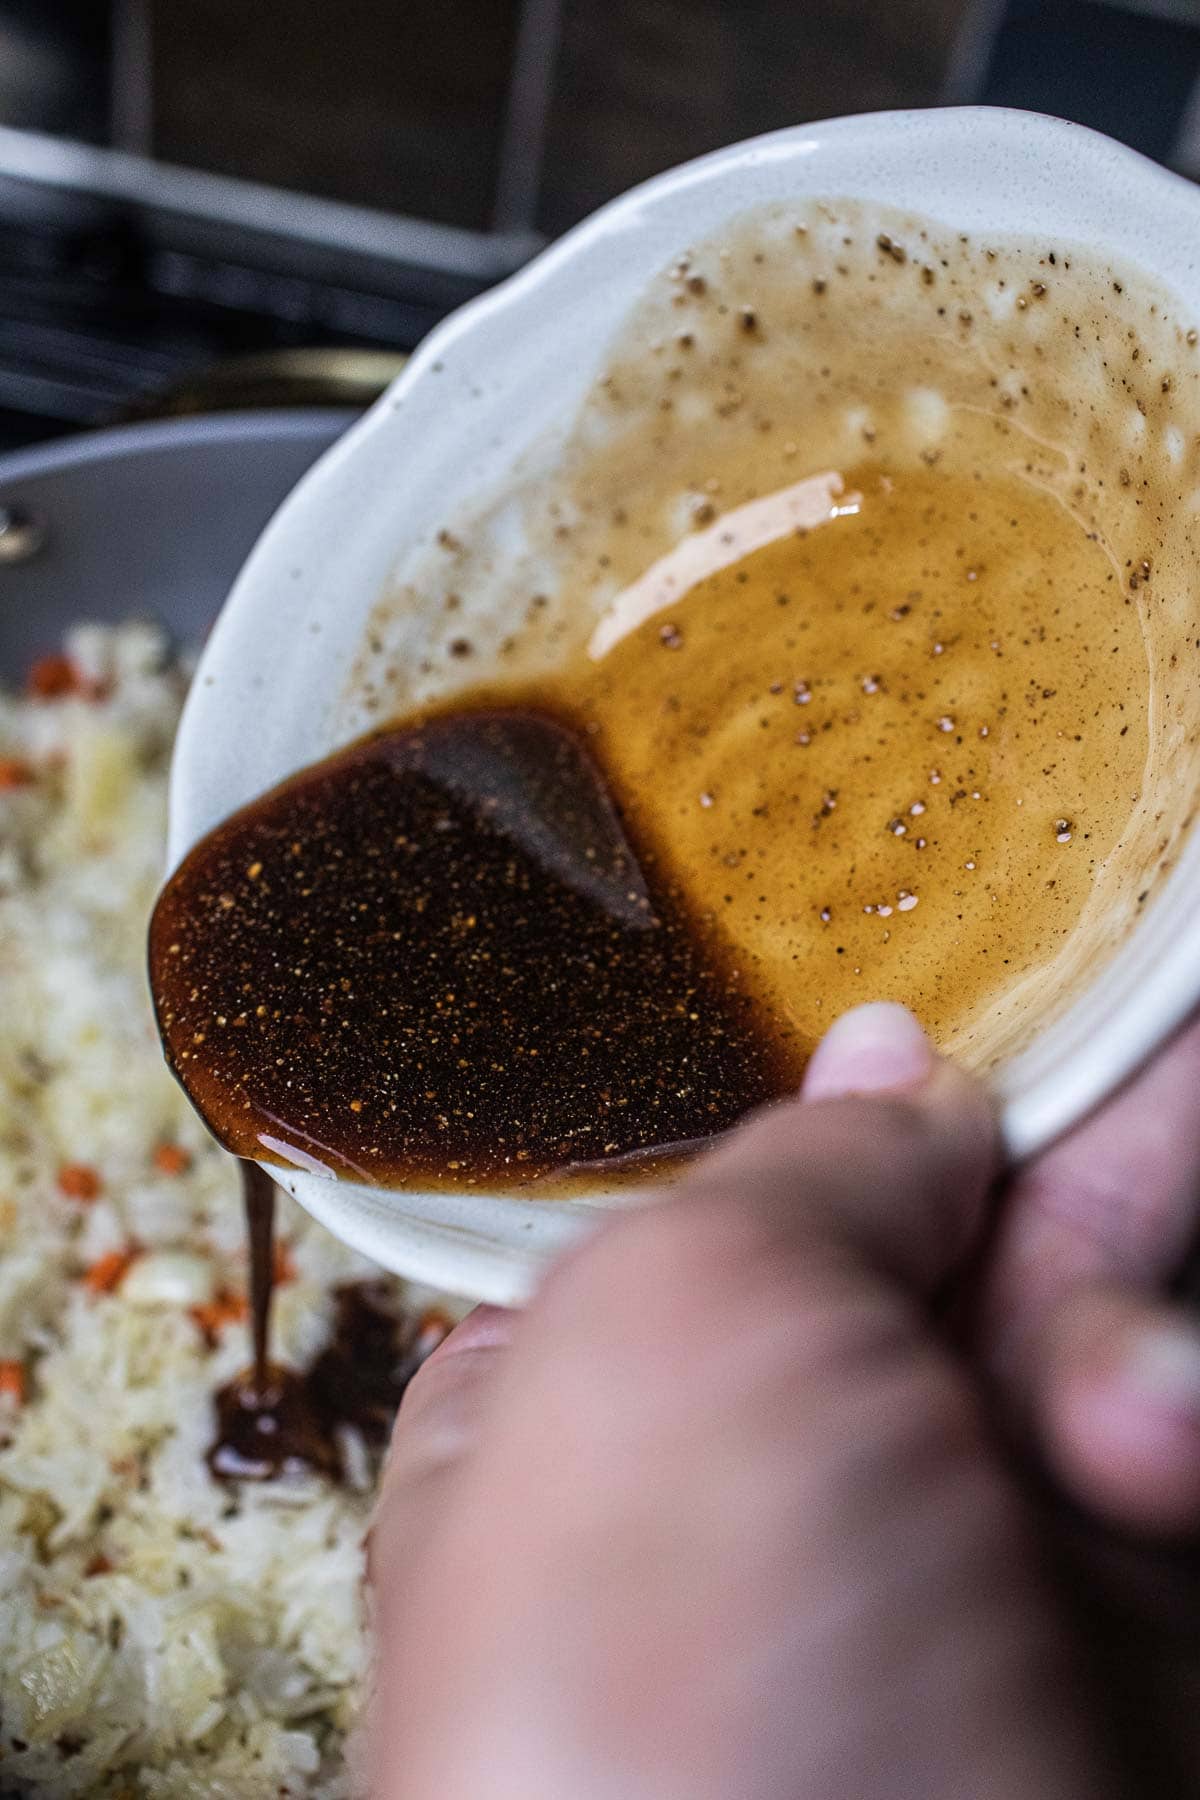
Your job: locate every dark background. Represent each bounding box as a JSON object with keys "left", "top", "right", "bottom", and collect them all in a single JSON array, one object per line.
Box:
[{"left": 0, "top": 0, "right": 1197, "bottom": 447}]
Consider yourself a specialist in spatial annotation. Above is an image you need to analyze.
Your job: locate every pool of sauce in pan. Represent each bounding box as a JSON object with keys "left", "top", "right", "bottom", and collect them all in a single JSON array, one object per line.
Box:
[
  {"left": 208, "top": 1162, "right": 452, "bottom": 1483},
  {"left": 151, "top": 706, "right": 801, "bottom": 1195}
]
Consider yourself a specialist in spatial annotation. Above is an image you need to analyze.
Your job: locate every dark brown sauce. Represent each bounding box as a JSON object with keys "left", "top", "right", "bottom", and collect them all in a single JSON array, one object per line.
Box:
[
  {"left": 243, "top": 1159, "right": 275, "bottom": 1392},
  {"left": 209, "top": 1354, "right": 341, "bottom": 1483},
  {"left": 208, "top": 1161, "right": 452, "bottom": 1481},
  {"left": 151, "top": 707, "right": 800, "bottom": 1193}
]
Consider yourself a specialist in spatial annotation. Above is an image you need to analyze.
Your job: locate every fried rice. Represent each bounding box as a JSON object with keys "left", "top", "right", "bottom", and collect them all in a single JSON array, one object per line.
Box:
[{"left": 0, "top": 622, "right": 452, "bottom": 1797}]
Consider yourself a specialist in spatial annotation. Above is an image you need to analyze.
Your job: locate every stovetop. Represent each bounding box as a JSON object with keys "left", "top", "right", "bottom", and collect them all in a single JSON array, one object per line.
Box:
[
  {"left": 0, "top": 0, "right": 544, "bottom": 451},
  {"left": 0, "top": 146, "right": 514, "bottom": 452},
  {"left": 4, "top": 0, "right": 1200, "bottom": 456}
]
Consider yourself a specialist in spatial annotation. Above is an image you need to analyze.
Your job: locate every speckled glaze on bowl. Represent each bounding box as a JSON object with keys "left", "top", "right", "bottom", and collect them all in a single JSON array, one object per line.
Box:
[{"left": 168, "top": 109, "right": 1200, "bottom": 1303}]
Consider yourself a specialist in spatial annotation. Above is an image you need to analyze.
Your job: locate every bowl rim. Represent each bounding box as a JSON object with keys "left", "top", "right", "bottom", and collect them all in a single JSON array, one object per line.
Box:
[{"left": 168, "top": 107, "right": 1200, "bottom": 1301}]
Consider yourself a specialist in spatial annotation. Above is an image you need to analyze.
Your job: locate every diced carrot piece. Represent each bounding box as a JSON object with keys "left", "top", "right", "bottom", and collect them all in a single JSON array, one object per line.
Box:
[
  {"left": 84, "top": 1552, "right": 112, "bottom": 1577},
  {"left": 27, "top": 654, "right": 78, "bottom": 699},
  {"left": 58, "top": 1163, "right": 101, "bottom": 1202},
  {"left": 417, "top": 1306, "right": 455, "bottom": 1339},
  {"left": 190, "top": 1291, "right": 249, "bottom": 1342},
  {"left": 0, "top": 1360, "right": 26, "bottom": 1403},
  {"left": 152, "top": 1143, "right": 191, "bottom": 1177},
  {"left": 273, "top": 1242, "right": 297, "bottom": 1286},
  {"left": 83, "top": 1249, "right": 137, "bottom": 1294},
  {"left": 0, "top": 757, "right": 34, "bottom": 789},
  {"left": 25, "top": 653, "right": 107, "bottom": 702},
  {"left": 412, "top": 1308, "right": 454, "bottom": 1361}
]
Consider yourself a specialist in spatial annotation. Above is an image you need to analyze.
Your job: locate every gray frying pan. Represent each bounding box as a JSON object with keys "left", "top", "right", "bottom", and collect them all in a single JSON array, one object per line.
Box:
[{"left": 0, "top": 411, "right": 353, "bottom": 677}]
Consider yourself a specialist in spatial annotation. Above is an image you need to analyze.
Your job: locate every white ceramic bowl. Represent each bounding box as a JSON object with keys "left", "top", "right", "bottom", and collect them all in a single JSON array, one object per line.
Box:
[{"left": 169, "top": 107, "right": 1200, "bottom": 1303}]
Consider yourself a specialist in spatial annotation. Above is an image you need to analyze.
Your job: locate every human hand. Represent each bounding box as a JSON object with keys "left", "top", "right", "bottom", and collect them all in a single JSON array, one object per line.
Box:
[{"left": 369, "top": 1006, "right": 1115, "bottom": 1800}]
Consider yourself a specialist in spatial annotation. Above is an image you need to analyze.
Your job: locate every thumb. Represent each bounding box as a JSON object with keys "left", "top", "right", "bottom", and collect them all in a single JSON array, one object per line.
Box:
[{"left": 685, "top": 1001, "right": 999, "bottom": 1295}]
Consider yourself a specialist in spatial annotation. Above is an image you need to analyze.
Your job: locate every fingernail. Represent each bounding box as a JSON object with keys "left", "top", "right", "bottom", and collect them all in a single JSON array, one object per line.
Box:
[
  {"left": 802, "top": 1002, "right": 934, "bottom": 1101},
  {"left": 1120, "top": 1325, "right": 1200, "bottom": 1419},
  {"left": 426, "top": 1304, "right": 513, "bottom": 1359}
]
